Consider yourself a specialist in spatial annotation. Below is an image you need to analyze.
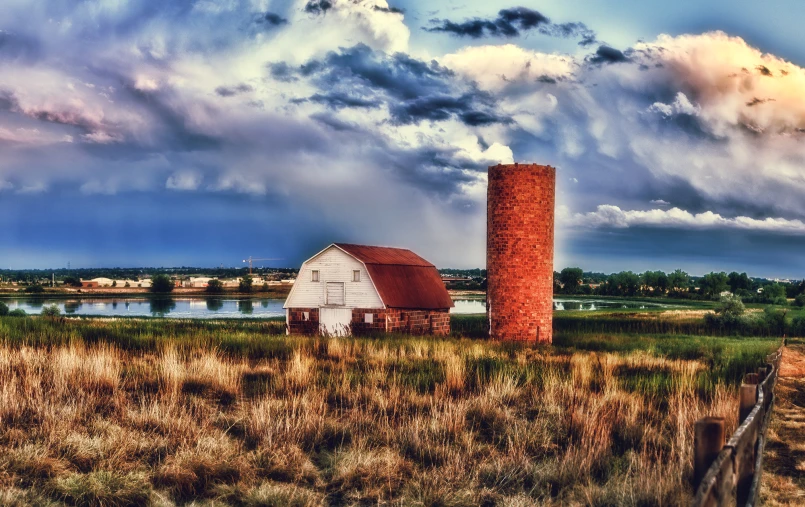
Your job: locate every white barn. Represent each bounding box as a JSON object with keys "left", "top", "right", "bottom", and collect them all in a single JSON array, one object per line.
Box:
[{"left": 284, "top": 243, "right": 453, "bottom": 336}]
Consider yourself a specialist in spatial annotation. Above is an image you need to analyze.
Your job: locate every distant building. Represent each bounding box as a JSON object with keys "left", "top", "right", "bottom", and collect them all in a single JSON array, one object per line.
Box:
[
  {"left": 184, "top": 277, "right": 213, "bottom": 288},
  {"left": 284, "top": 243, "right": 453, "bottom": 336}
]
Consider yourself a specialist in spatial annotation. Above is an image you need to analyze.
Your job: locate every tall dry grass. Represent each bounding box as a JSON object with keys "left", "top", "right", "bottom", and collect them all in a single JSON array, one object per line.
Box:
[{"left": 0, "top": 321, "right": 775, "bottom": 506}]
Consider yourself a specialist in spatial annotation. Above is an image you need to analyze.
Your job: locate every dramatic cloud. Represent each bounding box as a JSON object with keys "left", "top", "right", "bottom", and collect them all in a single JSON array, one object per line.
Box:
[
  {"left": 285, "top": 44, "right": 510, "bottom": 126},
  {"left": 256, "top": 12, "right": 289, "bottom": 28},
  {"left": 1, "top": 0, "right": 804, "bottom": 272},
  {"left": 562, "top": 205, "right": 805, "bottom": 235},
  {"left": 304, "top": 1, "right": 333, "bottom": 15},
  {"left": 426, "top": 7, "right": 596, "bottom": 45}
]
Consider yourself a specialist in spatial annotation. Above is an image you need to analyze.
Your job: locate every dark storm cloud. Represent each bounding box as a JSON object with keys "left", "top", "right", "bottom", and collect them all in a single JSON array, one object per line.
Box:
[
  {"left": 426, "top": 7, "right": 596, "bottom": 45},
  {"left": 287, "top": 44, "right": 508, "bottom": 126},
  {"left": 756, "top": 65, "right": 773, "bottom": 76},
  {"left": 370, "top": 143, "right": 484, "bottom": 197},
  {"left": 123, "top": 86, "right": 222, "bottom": 152},
  {"left": 0, "top": 31, "right": 42, "bottom": 62},
  {"left": 307, "top": 92, "right": 382, "bottom": 109},
  {"left": 215, "top": 84, "right": 254, "bottom": 97},
  {"left": 372, "top": 5, "right": 404, "bottom": 14},
  {"left": 746, "top": 97, "right": 775, "bottom": 107},
  {"left": 304, "top": 1, "right": 333, "bottom": 15},
  {"left": 389, "top": 93, "right": 511, "bottom": 126},
  {"left": 0, "top": 89, "right": 19, "bottom": 111},
  {"left": 309, "top": 112, "right": 361, "bottom": 132},
  {"left": 257, "top": 12, "right": 288, "bottom": 27},
  {"left": 587, "top": 45, "right": 630, "bottom": 64},
  {"left": 267, "top": 62, "right": 298, "bottom": 82}
]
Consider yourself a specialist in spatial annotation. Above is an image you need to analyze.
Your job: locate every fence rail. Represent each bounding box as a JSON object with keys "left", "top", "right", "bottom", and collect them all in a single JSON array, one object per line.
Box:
[{"left": 691, "top": 345, "right": 784, "bottom": 507}]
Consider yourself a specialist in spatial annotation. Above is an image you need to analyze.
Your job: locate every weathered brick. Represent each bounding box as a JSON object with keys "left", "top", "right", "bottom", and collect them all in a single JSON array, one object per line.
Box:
[{"left": 487, "top": 163, "right": 555, "bottom": 343}]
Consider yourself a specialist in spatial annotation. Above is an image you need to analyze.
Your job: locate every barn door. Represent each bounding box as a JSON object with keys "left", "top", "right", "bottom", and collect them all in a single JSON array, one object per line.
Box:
[
  {"left": 320, "top": 308, "right": 352, "bottom": 336},
  {"left": 326, "top": 282, "right": 345, "bottom": 306}
]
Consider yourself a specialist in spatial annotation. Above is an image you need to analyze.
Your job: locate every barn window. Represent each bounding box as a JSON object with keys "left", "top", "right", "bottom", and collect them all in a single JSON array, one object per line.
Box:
[
  {"left": 352, "top": 270, "right": 360, "bottom": 282},
  {"left": 303, "top": 311, "right": 310, "bottom": 321},
  {"left": 364, "top": 313, "right": 373, "bottom": 324},
  {"left": 311, "top": 270, "right": 319, "bottom": 282}
]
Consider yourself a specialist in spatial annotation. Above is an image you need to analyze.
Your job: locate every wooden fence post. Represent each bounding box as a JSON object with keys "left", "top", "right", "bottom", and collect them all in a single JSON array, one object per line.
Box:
[
  {"left": 693, "top": 417, "right": 725, "bottom": 490},
  {"left": 739, "top": 384, "right": 757, "bottom": 424}
]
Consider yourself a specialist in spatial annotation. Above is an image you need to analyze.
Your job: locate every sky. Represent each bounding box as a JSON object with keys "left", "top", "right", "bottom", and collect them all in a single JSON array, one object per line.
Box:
[{"left": 2, "top": 0, "right": 805, "bottom": 278}]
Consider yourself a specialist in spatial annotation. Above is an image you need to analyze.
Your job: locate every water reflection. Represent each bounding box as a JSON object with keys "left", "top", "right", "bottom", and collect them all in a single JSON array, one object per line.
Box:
[
  {"left": 150, "top": 298, "right": 176, "bottom": 317},
  {"left": 63, "top": 301, "right": 82, "bottom": 314},
  {"left": 2, "top": 296, "right": 286, "bottom": 319},
  {"left": 450, "top": 298, "right": 675, "bottom": 314},
  {"left": 206, "top": 299, "right": 224, "bottom": 312}
]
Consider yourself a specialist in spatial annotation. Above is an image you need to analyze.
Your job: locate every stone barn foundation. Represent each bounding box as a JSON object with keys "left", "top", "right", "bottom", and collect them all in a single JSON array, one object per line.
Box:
[{"left": 486, "top": 163, "right": 556, "bottom": 343}]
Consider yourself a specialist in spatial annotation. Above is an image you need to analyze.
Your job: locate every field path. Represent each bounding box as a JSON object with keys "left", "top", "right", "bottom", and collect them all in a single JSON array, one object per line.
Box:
[{"left": 760, "top": 343, "right": 805, "bottom": 506}]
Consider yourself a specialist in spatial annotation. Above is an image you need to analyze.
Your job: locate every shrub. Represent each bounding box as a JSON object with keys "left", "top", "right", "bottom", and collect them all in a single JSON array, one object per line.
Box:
[
  {"left": 762, "top": 307, "right": 787, "bottom": 336},
  {"left": 8, "top": 309, "right": 27, "bottom": 317},
  {"left": 0, "top": 301, "right": 8, "bottom": 316},
  {"left": 238, "top": 276, "right": 253, "bottom": 294},
  {"left": 715, "top": 294, "right": 745, "bottom": 319},
  {"left": 794, "top": 294, "right": 805, "bottom": 308},
  {"left": 24, "top": 285, "right": 45, "bottom": 294},
  {"left": 150, "top": 274, "right": 174, "bottom": 293},
  {"left": 791, "top": 315, "right": 805, "bottom": 336},
  {"left": 41, "top": 305, "right": 61, "bottom": 318},
  {"left": 206, "top": 279, "right": 224, "bottom": 294}
]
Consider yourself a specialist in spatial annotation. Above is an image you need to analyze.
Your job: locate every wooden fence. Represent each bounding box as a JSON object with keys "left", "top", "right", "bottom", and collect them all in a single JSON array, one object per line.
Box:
[{"left": 691, "top": 345, "right": 784, "bottom": 507}]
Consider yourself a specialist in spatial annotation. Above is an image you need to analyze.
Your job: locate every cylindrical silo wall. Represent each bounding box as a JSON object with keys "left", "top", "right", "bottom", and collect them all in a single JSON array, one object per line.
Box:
[{"left": 486, "top": 163, "right": 556, "bottom": 342}]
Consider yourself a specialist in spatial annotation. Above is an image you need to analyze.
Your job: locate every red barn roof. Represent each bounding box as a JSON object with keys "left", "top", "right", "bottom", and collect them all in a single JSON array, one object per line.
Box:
[{"left": 334, "top": 243, "right": 454, "bottom": 309}]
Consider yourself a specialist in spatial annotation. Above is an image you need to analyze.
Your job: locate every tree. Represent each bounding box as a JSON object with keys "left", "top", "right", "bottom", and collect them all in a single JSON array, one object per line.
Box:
[
  {"left": 728, "top": 272, "right": 751, "bottom": 293},
  {"left": 668, "top": 269, "right": 690, "bottom": 293},
  {"left": 641, "top": 270, "right": 669, "bottom": 295},
  {"left": 150, "top": 274, "right": 174, "bottom": 293},
  {"left": 238, "top": 275, "right": 253, "bottom": 294},
  {"left": 63, "top": 276, "right": 82, "bottom": 287},
  {"left": 41, "top": 304, "right": 61, "bottom": 318},
  {"left": 112, "top": 280, "right": 117, "bottom": 287},
  {"left": 0, "top": 301, "right": 8, "bottom": 316},
  {"left": 700, "top": 272, "right": 729, "bottom": 299},
  {"left": 794, "top": 294, "right": 805, "bottom": 308},
  {"left": 760, "top": 283, "right": 787, "bottom": 305},
  {"left": 8, "top": 309, "right": 26, "bottom": 317},
  {"left": 206, "top": 279, "right": 224, "bottom": 294},
  {"left": 24, "top": 284, "right": 45, "bottom": 294},
  {"left": 559, "top": 267, "right": 583, "bottom": 294},
  {"left": 603, "top": 271, "right": 640, "bottom": 297}
]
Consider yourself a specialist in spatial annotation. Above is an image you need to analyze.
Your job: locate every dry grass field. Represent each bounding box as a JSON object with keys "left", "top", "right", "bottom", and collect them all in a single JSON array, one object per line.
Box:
[{"left": 0, "top": 317, "right": 779, "bottom": 506}]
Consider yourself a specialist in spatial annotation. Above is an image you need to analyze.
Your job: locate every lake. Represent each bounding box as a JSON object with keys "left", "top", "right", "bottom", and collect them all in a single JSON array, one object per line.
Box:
[{"left": 2, "top": 297, "right": 676, "bottom": 318}]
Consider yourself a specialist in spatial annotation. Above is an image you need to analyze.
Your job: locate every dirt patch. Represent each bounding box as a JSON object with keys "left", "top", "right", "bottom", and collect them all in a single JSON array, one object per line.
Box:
[
  {"left": 779, "top": 346, "right": 805, "bottom": 378},
  {"left": 760, "top": 345, "right": 805, "bottom": 506}
]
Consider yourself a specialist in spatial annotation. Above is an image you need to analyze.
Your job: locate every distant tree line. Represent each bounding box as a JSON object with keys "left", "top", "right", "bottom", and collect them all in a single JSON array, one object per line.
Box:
[
  {"left": 553, "top": 267, "right": 805, "bottom": 305},
  {"left": 0, "top": 267, "right": 298, "bottom": 285}
]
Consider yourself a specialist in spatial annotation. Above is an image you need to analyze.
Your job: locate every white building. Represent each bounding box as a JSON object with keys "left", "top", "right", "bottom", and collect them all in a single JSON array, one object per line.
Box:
[{"left": 284, "top": 243, "right": 452, "bottom": 336}]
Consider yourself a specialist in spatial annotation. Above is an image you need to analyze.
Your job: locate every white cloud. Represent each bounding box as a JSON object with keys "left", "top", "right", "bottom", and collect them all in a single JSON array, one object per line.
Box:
[
  {"left": 166, "top": 171, "right": 202, "bottom": 191},
  {"left": 564, "top": 204, "right": 805, "bottom": 234}
]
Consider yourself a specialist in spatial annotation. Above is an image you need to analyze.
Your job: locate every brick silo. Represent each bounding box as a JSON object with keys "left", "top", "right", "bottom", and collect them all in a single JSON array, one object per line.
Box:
[{"left": 487, "top": 163, "right": 556, "bottom": 343}]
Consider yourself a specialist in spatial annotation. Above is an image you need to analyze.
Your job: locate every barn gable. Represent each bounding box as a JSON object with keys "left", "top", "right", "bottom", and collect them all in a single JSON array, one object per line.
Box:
[
  {"left": 283, "top": 245, "right": 384, "bottom": 310},
  {"left": 334, "top": 244, "right": 454, "bottom": 310}
]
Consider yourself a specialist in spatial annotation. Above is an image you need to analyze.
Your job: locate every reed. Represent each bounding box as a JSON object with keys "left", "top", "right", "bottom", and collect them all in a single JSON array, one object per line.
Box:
[{"left": 0, "top": 317, "right": 779, "bottom": 505}]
